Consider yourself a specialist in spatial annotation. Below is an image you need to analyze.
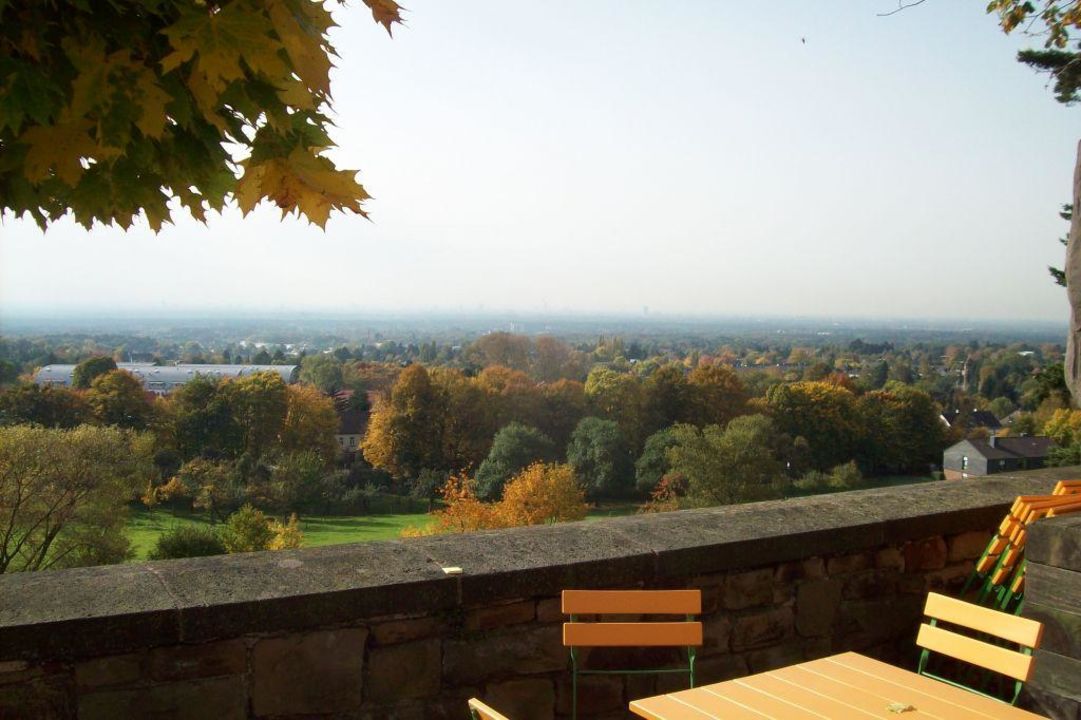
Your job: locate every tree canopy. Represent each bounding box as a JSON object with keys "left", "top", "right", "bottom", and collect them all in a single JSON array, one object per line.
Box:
[{"left": 0, "top": 0, "right": 402, "bottom": 231}]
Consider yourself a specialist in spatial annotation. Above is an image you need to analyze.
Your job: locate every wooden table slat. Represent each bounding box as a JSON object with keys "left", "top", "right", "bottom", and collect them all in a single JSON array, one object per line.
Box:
[{"left": 629, "top": 651, "right": 1048, "bottom": 720}]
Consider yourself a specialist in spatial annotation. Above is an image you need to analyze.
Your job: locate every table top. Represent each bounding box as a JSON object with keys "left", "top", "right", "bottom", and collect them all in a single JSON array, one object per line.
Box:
[{"left": 629, "top": 651, "right": 1045, "bottom": 720}]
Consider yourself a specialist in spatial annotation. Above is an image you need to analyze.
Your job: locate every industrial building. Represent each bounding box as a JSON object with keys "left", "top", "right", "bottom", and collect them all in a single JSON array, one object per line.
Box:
[{"left": 35, "top": 363, "right": 299, "bottom": 395}]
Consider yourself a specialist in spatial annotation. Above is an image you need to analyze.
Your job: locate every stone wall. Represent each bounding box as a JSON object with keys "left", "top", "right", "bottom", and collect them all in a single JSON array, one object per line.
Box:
[
  {"left": 1024, "top": 512, "right": 1081, "bottom": 720},
  {"left": 0, "top": 468, "right": 1071, "bottom": 720}
]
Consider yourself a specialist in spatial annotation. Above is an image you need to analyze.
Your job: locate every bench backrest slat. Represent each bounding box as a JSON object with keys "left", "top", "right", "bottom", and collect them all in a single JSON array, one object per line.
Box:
[
  {"left": 468, "top": 698, "right": 511, "bottom": 720},
  {"left": 563, "top": 621, "right": 703, "bottom": 648},
  {"left": 916, "top": 624, "right": 1035, "bottom": 682},
  {"left": 923, "top": 592, "right": 1043, "bottom": 647},
  {"left": 562, "top": 589, "right": 701, "bottom": 615}
]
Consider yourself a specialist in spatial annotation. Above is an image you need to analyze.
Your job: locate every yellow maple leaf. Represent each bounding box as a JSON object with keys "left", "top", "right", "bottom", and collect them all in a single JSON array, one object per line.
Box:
[
  {"left": 235, "top": 148, "right": 370, "bottom": 227},
  {"left": 20, "top": 120, "right": 119, "bottom": 186},
  {"left": 362, "top": 0, "right": 405, "bottom": 36},
  {"left": 134, "top": 73, "right": 172, "bottom": 140},
  {"left": 162, "top": 3, "right": 282, "bottom": 92},
  {"left": 268, "top": 3, "right": 333, "bottom": 97}
]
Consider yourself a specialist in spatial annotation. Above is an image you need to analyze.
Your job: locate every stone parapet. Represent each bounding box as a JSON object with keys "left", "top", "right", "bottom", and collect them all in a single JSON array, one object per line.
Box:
[{"left": 0, "top": 467, "right": 1072, "bottom": 719}]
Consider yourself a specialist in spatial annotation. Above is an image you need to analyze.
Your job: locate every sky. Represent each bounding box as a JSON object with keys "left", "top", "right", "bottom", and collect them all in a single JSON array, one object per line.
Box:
[{"left": 1, "top": 0, "right": 1079, "bottom": 323}]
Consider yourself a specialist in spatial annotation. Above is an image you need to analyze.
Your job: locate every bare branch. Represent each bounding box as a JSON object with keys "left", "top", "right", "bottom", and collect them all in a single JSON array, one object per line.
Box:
[{"left": 877, "top": 0, "right": 928, "bottom": 17}]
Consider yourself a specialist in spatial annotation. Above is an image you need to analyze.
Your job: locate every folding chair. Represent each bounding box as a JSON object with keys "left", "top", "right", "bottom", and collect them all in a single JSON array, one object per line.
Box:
[
  {"left": 916, "top": 592, "right": 1044, "bottom": 705},
  {"left": 563, "top": 589, "right": 702, "bottom": 720}
]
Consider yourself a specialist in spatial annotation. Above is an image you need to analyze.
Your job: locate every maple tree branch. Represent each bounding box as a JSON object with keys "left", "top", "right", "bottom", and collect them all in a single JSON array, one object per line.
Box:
[{"left": 877, "top": 0, "right": 928, "bottom": 17}]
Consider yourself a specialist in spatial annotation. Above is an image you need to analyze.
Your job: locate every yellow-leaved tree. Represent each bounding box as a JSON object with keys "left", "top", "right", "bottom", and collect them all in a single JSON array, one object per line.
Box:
[{"left": 1, "top": 0, "right": 403, "bottom": 230}]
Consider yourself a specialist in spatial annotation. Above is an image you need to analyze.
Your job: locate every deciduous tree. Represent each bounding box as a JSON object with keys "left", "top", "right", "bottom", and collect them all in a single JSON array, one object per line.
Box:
[
  {"left": 0, "top": 383, "right": 91, "bottom": 428},
  {"left": 72, "top": 356, "right": 117, "bottom": 389},
  {"left": 566, "top": 416, "right": 633, "bottom": 499},
  {"left": 86, "top": 369, "right": 155, "bottom": 429},
  {"left": 475, "top": 423, "right": 556, "bottom": 500}
]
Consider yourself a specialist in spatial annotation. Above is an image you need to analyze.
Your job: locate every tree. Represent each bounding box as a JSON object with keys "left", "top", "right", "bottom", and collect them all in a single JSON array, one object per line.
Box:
[
  {"left": 267, "top": 451, "right": 324, "bottom": 513},
  {"left": 71, "top": 356, "right": 117, "bottom": 389},
  {"left": 584, "top": 366, "right": 647, "bottom": 451},
  {"left": 764, "top": 381, "right": 859, "bottom": 470},
  {"left": 498, "top": 463, "right": 588, "bottom": 526},
  {"left": 686, "top": 364, "right": 748, "bottom": 428},
  {"left": 174, "top": 457, "right": 243, "bottom": 521},
  {"left": 475, "top": 423, "right": 556, "bottom": 500},
  {"left": 0, "top": 383, "right": 91, "bottom": 428},
  {"left": 220, "top": 504, "right": 275, "bottom": 553},
  {"left": 668, "top": 415, "right": 788, "bottom": 508},
  {"left": 466, "top": 333, "right": 532, "bottom": 372},
  {"left": 0, "top": 0, "right": 402, "bottom": 230},
  {"left": 635, "top": 426, "right": 682, "bottom": 494},
  {"left": 86, "top": 369, "right": 155, "bottom": 429},
  {"left": 223, "top": 371, "right": 288, "bottom": 459},
  {"left": 300, "top": 354, "right": 344, "bottom": 394},
  {"left": 163, "top": 375, "right": 242, "bottom": 460},
  {"left": 361, "top": 364, "right": 445, "bottom": 479},
  {"left": 0, "top": 425, "right": 152, "bottom": 572},
  {"left": 279, "top": 384, "right": 338, "bottom": 465},
  {"left": 566, "top": 417, "right": 633, "bottom": 499},
  {"left": 643, "top": 364, "right": 691, "bottom": 436},
  {"left": 855, "top": 385, "right": 945, "bottom": 474}
]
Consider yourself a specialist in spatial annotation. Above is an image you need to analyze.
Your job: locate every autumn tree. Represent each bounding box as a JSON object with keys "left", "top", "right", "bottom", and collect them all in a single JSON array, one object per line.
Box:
[
  {"left": 86, "top": 369, "right": 155, "bottom": 429},
  {"left": 855, "top": 384, "right": 946, "bottom": 475},
  {"left": 361, "top": 364, "right": 445, "bottom": 479},
  {"left": 434, "top": 367, "right": 495, "bottom": 472},
  {"left": 686, "top": 364, "right": 748, "bottom": 427},
  {"left": 279, "top": 383, "right": 338, "bottom": 464},
  {"left": 0, "top": 0, "right": 402, "bottom": 230},
  {"left": 475, "top": 423, "right": 557, "bottom": 501},
  {"left": 566, "top": 417, "right": 633, "bottom": 499},
  {"left": 0, "top": 383, "right": 91, "bottom": 428},
  {"left": 220, "top": 504, "right": 275, "bottom": 553},
  {"left": 72, "top": 356, "right": 117, "bottom": 389},
  {"left": 0, "top": 425, "right": 152, "bottom": 572},
  {"left": 643, "top": 364, "right": 691, "bottom": 436},
  {"left": 764, "top": 381, "right": 859, "bottom": 470},
  {"left": 223, "top": 371, "right": 288, "bottom": 459},
  {"left": 536, "top": 379, "right": 589, "bottom": 451},
  {"left": 466, "top": 333, "right": 532, "bottom": 373},
  {"left": 584, "top": 366, "right": 647, "bottom": 452},
  {"left": 174, "top": 457, "right": 244, "bottom": 521},
  {"left": 498, "top": 463, "right": 588, "bottom": 526},
  {"left": 533, "top": 336, "right": 586, "bottom": 382},
  {"left": 163, "top": 375, "right": 242, "bottom": 460},
  {"left": 635, "top": 425, "right": 682, "bottom": 494}
]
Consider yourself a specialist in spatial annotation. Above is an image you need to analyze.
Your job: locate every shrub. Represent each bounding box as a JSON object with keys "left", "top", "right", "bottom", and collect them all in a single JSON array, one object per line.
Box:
[
  {"left": 827, "top": 460, "right": 863, "bottom": 489},
  {"left": 147, "top": 525, "right": 226, "bottom": 560},
  {"left": 220, "top": 504, "right": 275, "bottom": 553}
]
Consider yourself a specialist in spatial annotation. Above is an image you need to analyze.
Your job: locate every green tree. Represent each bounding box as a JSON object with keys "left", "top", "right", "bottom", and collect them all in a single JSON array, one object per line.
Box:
[
  {"left": 475, "top": 423, "right": 557, "bottom": 501},
  {"left": 163, "top": 375, "right": 242, "bottom": 460},
  {"left": 635, "top": 425, "right": 682, "bottom": 494},
  {"left": 175, "top": 457, "right": 244, "bottom": 521},
  {"left": 268, "top": 451, "right": 325, "bottom": 513},
  {"left": 86, "top": 369, "right": 155, "bottom": 429},
  {"left": 584, "top": 366, "right": 647, "bottom": 451},
  {"left": 668, "top": 415, "right": 787, "bottom": 508},
  {"left": 643, "top": 364, "right": 691, "bottom": 436},
  {"left": 764, "top": 381, "right": 859, "bottom": 470},
  {"left": 0, "top": 383, "right": 91, "bottom": 428},
  {"left": 0, "top": 425, "right": 152, "bottom": 572},
  {"left": 856, "top": 385, "right": 946, "bottom": 475},
  {"left": 223, "top": 371, "right": 288, "bottom": 459},
  {"left": 0, "top": 0, "right": 402, "bottom": 230},
  {"left": 300, "top": 354, "right": 343, "bottom": 394},
  {"left": 71, "top": 356, "right": 117, "bottom": 389},
  {"left": 566, "top": 417, "right": 633, "bottom": 499}
]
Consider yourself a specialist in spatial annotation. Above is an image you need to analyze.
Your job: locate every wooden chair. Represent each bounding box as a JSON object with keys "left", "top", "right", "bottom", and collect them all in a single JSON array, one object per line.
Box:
[
  {"left": 467, "top": 698, "right": 511, "bottom": 720},
  {"left": 562, "top": 589, "right": 702, "bottom": 720},
  {"left": 916, "top": 592, "right": 1044, "bottom": 705}
]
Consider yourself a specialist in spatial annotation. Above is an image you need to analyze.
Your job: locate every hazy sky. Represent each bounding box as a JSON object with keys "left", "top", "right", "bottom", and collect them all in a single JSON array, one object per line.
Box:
[{"left": 1, "top": 1, "right": 1078, "bottom": 322}]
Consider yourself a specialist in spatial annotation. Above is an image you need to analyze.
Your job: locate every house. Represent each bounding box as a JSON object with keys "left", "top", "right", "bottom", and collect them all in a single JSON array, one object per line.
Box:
[
  {"left": 939, "top": 408, "right": 1002, "bottom": 431},
  {"left": 942, "top": 435, "right": 1056, "bottom": 479},
  {"left": 332, "top": 390, "right": 371, "bottom": 463}
]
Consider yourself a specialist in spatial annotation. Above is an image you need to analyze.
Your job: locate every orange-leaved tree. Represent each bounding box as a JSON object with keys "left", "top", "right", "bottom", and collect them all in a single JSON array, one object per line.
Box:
[{"left": 1, "top": 0, "right": 403, "bottom": 230}]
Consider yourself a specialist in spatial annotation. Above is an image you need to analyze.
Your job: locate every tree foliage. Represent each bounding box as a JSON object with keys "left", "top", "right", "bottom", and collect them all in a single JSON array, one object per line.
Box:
[
  {"left": 0, "top": 0, "right": 402, "bottom": 230},
  {"left": 475, "top": 422, "right": 556, "bottom": 501},
  {"left": 0, "top": 383, "right": 90, "bottom": 428},
  {"left": 566, "top": 416, "right": 633, "bottom": 499},
  {"left": 86, "top": 369, "right": 155, "bottom": 429},
  {"left": 147, "top": 524, "right": 226, "bottom": 560},
  {"left": 498, "top": 462, "right": 588, "bottom": 526},
  {"left": 0, "top": 424, "right": 152, "bottom": 572},
  {"left": 72, "top": 356, "right": 117, "bottom": 389}
]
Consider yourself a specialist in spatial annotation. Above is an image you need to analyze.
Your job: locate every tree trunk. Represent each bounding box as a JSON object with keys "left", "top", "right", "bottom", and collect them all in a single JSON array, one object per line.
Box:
[{"left": 1065, "top": 140, "right": 1081, "bottom": 403}]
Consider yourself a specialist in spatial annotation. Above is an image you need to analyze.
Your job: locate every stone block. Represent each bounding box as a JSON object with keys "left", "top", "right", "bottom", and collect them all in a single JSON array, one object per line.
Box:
[
  {"left": 947, "top": 530, "right": 992, "bottom": 562},
  {"left": 148, "top": 639, "right": 246, "bottom": 682},
  {"left": 367, "top": 638, "right": 441, "bottom": 702},
  {"left": 444, "top": 625, "right": 565, "bottom": 686},
  {"left": 556, "top": 674, "right": 622, "bottom": 715},
  {"left": 731, "top": 606, "right": 794, "bottom": 652},
  {"left": 924, "top": 563, "right": 970, "bottom": 593},
  {"left": 722, "top": 568, "right": 773, "bottom": 610},
  {"left": 874, "top": 547, "right": 904, "bottom": 572},
  {"left": 371, "top": 615, "right": 442, "bottom": 646},
  {"left": 79, "top": 676, "right": 245, "bottom": 720},
  {"left": 700, "top": 614, "right": 731, "bottom": 656},
  {"left": 796, "top": 578, "right": 842, "bottom": 638},
  {"left": 75, "top": 652, "right": 143, "bottom": 689},
  {"left": 487, "top": 678, "right": 556, "bottom": 720},
  {"left": 842, "top": 570, "right": 899, "bottom": 601},
  {"left": 251, "top": 628, "right": 367, "bottom": 716},
  {"left": 0, "top": 673, "right": 74, "bottom": 719},
  {"left": 903, "top": 537, "right": 947, "bottom": 572},
  {"left": 747, "top": 642, "right": 805, "bottom": 674},
  {"left": 537, "top": 597, "right": 563, "bottom": 623},
  {"left": 826, "top": 552, "right": 872, "bottom": 576},
  {"left": 465, "top": 600, "right": 535, "bottom": 632}
]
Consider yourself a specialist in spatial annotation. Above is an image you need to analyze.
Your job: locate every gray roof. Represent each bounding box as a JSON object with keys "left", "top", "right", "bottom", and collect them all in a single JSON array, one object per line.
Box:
[
  {"left": 36, "top": 363, "right": 299, "bottom": 387},
  {"left": 952, "top": 436, "right": 1056, "bottom": 460}
]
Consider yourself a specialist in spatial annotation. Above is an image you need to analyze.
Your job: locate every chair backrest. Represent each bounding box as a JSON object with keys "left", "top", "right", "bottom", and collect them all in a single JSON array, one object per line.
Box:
[
  {"left": 1053, "top": 479, "right": 1081, "bottom": 495},
  {"left": 562, "top": 590, "right": 703, "bottom": 648},
  {"left": 917, "top": 592, "right": 1043, "bottom": 684},
  {"left": 468, "top": 698, "right": 511, "bottom": 720}
]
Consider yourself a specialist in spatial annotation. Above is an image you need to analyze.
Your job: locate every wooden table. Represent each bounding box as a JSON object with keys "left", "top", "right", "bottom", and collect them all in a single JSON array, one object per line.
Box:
[{"left": 629, "top": 652, "right": 1046, "bottom": 719}]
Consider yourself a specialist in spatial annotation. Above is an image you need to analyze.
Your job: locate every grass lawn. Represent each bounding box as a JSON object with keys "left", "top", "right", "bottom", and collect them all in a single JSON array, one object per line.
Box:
[{"left": 126, "top": 506, "right": 434, "bottom": 560}]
